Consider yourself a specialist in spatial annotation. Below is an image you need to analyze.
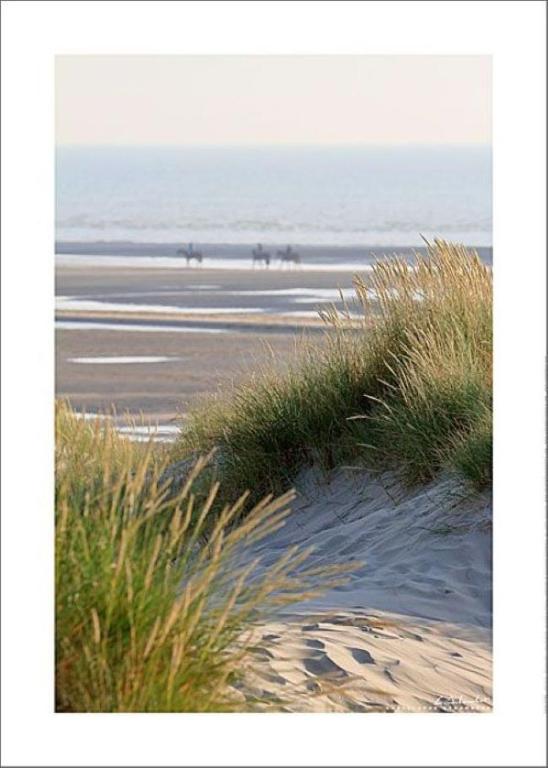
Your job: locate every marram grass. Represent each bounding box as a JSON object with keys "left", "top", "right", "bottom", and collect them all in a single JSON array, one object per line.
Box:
[
  {"left": 55, "top": 404, "right": 347, "bottom": 712},
  {"left": 348, "top": 239, "right": 492, "bottom": 484},
  {"left": 175, "top": 240, "right": 492, "bottom": 504}
]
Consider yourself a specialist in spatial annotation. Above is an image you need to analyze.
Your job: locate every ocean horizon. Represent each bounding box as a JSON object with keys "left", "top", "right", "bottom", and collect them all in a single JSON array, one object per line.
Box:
[{"left": 56, "top": 144, "right": 492, "bottom": 249}]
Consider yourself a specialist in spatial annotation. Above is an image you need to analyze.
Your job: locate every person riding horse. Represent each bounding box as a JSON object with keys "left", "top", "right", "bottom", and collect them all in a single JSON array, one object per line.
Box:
[
  {"left": 176, "top": 243, "right": 203, "bottom": 266},
  {"left": 277, "top": 245, "right": 301, "bottom": 267},
  {"left": 251, "top": 243, "right": 271, "bottom": 267}
]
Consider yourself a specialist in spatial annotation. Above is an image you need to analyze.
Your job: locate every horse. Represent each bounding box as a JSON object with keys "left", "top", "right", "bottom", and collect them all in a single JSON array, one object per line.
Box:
[
  {"left": 251, "top": 245, "right": 271, "bottom": 268},
  {"left": 176, "top": 247, "right": 203, "bottom": 266},
  {"left": 277, "top": 246, "right": 301, "bottom": 268}
]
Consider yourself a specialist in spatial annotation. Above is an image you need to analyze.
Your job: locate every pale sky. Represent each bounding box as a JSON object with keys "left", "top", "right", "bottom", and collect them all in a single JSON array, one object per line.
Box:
[{"left": 56, "top": 55, "right": 491, "bottom": 146}]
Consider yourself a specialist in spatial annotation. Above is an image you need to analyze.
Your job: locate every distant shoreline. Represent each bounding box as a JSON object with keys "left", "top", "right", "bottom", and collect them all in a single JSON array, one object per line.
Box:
[{"left": 56, "top": 240, "right": 493, "bottom": 264}]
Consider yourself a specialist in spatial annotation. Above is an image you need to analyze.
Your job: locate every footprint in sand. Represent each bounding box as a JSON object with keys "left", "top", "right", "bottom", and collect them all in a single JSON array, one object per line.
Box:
[
  {"left": 303, "top": 654, "right": 348, "bottom": 678},
  {"left": 304, "top": 639, "right": 325, "bottom": 650},
  {"left": 348, "top": 647, "right": 375, "bottom": 665}
]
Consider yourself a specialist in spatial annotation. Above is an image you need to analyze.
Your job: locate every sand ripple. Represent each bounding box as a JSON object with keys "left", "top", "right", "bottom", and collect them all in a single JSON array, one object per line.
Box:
[{"left": 234, "top": 467, "right": 492, "bottom": 712}]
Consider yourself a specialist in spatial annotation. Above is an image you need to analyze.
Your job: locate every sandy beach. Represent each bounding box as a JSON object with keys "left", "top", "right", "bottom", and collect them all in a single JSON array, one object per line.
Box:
[
  {"left": 235, "top": 467, "right": 492, "bottom": 712},
  {"left": 55, "top": 249, "right": 493, "bottom": 711},
  {"left": 56, "top": 263, "right": 358, "bottom": 419}
]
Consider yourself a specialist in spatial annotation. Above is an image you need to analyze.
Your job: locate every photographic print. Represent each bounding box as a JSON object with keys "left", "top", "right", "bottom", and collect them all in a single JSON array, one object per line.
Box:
[{"left": 54, "top": 54, "right": 493, "bottom": 713}]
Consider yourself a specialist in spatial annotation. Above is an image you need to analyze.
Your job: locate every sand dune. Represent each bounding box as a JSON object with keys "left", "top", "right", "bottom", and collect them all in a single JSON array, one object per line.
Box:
[{"left": 235, "top": 467, "right": 492, "bottom": 712}]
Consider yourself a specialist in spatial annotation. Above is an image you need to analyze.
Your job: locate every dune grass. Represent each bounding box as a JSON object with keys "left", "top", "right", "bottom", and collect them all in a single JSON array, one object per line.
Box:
[
  {"left": 55, "top": 403, "right": 345, "bottom": 712},
  {"left": 175, "top": 240, "right": 492, "bottom": 504}
]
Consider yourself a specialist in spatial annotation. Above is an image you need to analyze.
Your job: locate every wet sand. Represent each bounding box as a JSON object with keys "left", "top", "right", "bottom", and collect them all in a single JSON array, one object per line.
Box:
[
  {"left": 56, "top": 325, "right": 303, "bottom": 416},
  {"left": 57, "top": 240, "right": 493, "bottom": 266},
  {"left": 56, "top": 264, "right": 359, "bottom": 313},
  {"left": 56, "top": 265, "right": 354, "bottom": 419}
]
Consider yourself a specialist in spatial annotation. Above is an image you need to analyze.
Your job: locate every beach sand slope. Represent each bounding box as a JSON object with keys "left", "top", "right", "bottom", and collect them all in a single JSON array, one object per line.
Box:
[{"left": 235, "top": 468, "right": 492, "bottom": 712}]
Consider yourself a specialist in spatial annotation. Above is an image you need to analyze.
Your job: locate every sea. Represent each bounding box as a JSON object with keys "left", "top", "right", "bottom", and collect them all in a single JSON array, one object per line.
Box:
[{"left": 55, "top": 145, "right": 492, "bottom": 263}]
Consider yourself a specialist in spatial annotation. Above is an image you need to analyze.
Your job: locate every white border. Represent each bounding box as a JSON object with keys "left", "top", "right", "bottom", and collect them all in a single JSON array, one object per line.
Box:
[{"left": 1, "top": 1, "right": 546, "bottom": 766}]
